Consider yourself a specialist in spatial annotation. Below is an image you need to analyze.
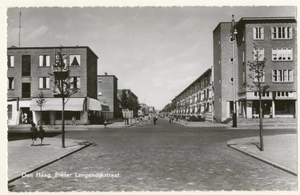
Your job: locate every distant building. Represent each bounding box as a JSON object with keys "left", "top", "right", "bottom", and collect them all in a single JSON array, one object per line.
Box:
[
  {"left": 7, "top": 46, "right": 107, "bottom": 125},
  {"left": 138, "top": 103, "right": 149, "bottom": 116},
  {"left": 213, "top": 17, "right": 297, "bottom": 122},
  {"left": 98, "top": 74, "right": 119, "bottom": 119},
  {"left": 172, "top": 68, "right": 214, "bottom": 122}
]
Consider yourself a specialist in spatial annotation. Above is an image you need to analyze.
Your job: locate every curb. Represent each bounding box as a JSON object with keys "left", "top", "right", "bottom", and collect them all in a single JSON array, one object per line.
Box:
[
  {"left": 227, "top": 143, "right": 297, "bottom": 176},
  {"left": 8, "top": 142, "right": 91, "bottom": 184}
]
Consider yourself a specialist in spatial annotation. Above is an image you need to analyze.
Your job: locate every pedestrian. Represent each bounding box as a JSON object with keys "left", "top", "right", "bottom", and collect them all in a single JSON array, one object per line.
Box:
[
  {"left": 38, "top": 125, "right": 45, "bottom": 145},
  {"left": 104, "top": 120, "right": 108, "bottom": 128},
  {"left": 23, "top": 113, "right": 28, "bottom": 124},
  {"left": 72, "top": 116, "right": 76, "bottom": 125},
  {"left": 154, "top": 116, "right": 157, "bottom": 125},
  {"left": 148, "top": 116, "right": 151, "bottom": 125},
  {"left": 139, "top": 116, "right": 143, "bottom": 126},
  {"left": 30, "top": 123, "right": 38, "bottom": 146}
]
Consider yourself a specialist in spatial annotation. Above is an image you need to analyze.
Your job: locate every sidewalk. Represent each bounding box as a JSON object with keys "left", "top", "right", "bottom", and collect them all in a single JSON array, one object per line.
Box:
[
  {"left": 8, "top": 137, "right": 90, "bottom": 183},
  {"left": 8, "top": 121, "right": 133, "bottom": 132},
  {"left": 174, "top": 120, "right": 297, "bottom": 129},
  {"left": 227, "top": 134, "right": 297, "bottom": 176},
  {"left": 174, "top": 120, "right": 230, "bottom": 128}
]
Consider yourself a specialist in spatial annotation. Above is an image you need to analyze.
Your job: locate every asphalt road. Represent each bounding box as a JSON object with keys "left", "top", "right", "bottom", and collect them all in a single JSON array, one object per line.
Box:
[{"left": 9, "top": 119, "right": 297, "bottom": 191}]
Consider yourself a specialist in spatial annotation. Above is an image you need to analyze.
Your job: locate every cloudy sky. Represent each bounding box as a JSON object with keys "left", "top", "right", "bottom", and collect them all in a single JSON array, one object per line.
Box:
[{"left": 6, "top": 5, "right": 296, "bottom": 110}]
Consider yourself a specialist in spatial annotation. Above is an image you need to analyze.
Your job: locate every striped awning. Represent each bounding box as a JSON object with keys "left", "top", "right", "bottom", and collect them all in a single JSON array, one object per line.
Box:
[{"left": 30, "top": 98, "right": 85, "bottom": 111}]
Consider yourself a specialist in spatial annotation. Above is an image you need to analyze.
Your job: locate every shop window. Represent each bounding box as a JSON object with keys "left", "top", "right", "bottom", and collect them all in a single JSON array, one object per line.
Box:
[{"left": 55, "top": 111, "right": 80, "bottom": 120}]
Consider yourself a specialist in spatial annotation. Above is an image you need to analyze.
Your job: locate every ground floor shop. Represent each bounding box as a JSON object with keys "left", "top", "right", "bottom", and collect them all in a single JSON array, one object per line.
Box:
[
  {"left": 238, "top": 99, "right": 296, "bottom": 118},
  {"left": 7, "top": 97, "right": 109, "bottom": 125}
]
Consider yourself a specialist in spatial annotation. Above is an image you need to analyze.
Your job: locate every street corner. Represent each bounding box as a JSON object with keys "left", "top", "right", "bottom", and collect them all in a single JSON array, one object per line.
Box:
[{"left": 226, "top": 136, "right": 259, "bottom": 147}]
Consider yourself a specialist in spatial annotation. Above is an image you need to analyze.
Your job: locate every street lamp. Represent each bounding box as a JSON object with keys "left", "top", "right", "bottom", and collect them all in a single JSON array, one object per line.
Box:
[{"left": 230, "top": 15, "right": 238, "bottom": 128}]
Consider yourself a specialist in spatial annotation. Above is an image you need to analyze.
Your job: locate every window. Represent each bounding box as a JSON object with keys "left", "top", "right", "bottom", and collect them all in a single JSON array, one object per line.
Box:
[
  {"left": 272, "top": 27, "right": 292, "bottom": 39},
  {"left": 22, "top": 55, "right": 31, "bottom": 76},
  {"left": 22, "top": 83, "right": 31, "bottom": 98},
  {"left": 55, "top": 54, "right": 67, "bottom": 69},
  {"left": 70, "top": 77, "right": 80, "bottom": 89},
  {"left": 242, "top": 51, "right": 245, "bottom": 63},
  {"left": 272, "top": 70, "right": 293, "bottom": 82},
  {"left": 39, "top": 77, "right": 50, "bottom": 89},
  {"left": 253, "top": 48, "right": 264, "bottom": 61},
  {"left": 253, "top": 70, "right": 265, "bottom": 82},
  {"left": 7, "top": 55, "right": 14, "bottom": 67},
  {"left": 39, "top": 55, "right": 50, "bottom": 67},
  {"left": 242, "top": 71, "right": 246, "bottom": 84},
  {"left": 253, "top": 27, "right": 264, "bottom": 39},
  {"left": 7, "top": 78, "right": 14, "bottom": 90},
  {"left": 272, "top": 48, "right": 293, "bottom": 61},
  {"left": 69, "top": 55, "right": 80, "bottom": 66},
  {"left": 7, "top": 105, "right": 12, "bottom": 120}
]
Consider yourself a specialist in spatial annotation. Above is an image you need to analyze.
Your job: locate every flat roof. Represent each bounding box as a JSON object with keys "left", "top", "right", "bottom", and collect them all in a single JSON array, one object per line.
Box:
[{"left": 7, "top": 46, "right": 98, "bottom": 58}]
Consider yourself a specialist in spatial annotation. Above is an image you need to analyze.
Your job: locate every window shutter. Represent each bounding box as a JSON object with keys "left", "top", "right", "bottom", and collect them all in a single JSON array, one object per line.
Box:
[
  {"left": 39, "top": 78, "right": 43, "bottom": 88},
  {"left": 39, "top": 56, "right": 43, "bottom": 67},
  {"left": 78, "top": 77, "right": 81, "bottom": 89},
  {"left": 46, "top": 56, "right": 50, "bottom": 66},
  {"left": 261, "top": 27, "right": 264, "bottom": 39},
  {"left": 70, "top": 77, "right": 74, "bottom": 89},
  {"left": 46, "top": 77, "right": 50, "bottom": 88},
  {"left": 253, "top": 27, "right": 256, "bottom": 39},
  {"left": 12, "top": 79, "right": 14, "bottom": 89}
]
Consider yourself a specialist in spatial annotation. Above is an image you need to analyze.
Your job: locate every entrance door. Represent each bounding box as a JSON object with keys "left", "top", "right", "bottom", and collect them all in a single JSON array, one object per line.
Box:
[{"left": 20, "top": 108, "right": 32, "bottom": 124}]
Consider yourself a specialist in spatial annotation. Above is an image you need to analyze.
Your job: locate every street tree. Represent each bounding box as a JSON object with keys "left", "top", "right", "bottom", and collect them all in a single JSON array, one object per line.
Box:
[
  {"left": 247, "top": 43, "right": 269, "bottom": 151},
  {"left": 36, "top": 91, "right": 47, "bottom": 126},
  {"left": 49, "top": 48, "right": 79, "bottom": 148}
]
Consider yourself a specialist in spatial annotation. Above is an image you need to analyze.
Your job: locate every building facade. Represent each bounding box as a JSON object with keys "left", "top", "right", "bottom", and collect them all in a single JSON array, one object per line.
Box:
[
  {"left": 97, "top": 74, "right": 119, "bottom": 119},
  {"left": 213, "top": 17, "right": 297, "bottom": 122},
  {"left": 7, "top": 46, "right": 106, "bottom": 125},
  {"left": 172, "top": 68, "right": 214, "bottom": 122}
]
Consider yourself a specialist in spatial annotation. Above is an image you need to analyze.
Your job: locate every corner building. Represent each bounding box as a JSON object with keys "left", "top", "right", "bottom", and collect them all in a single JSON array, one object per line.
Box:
[
  {"left": 7, "top": 46, "right": 106, "bottom": 125},
  {"left": 213, "top": 17, "right": 297, "bottom": 122}
]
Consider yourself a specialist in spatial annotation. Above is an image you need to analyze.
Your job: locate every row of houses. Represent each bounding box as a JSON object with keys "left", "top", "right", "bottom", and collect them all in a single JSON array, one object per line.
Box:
[
  {"left": 171, "top": 16, "right": 297, "bottom": 123},
  {"left": 7, "top": 46, "right": 147, "bottom": 125}
]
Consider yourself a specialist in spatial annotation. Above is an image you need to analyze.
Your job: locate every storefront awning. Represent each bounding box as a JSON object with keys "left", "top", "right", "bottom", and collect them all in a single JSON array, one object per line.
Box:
[
  {"left": 30, "top": 98, "right": 85, "bottom": 111},
  {"left": 89, "top": 98, "right": 110, "bottom": 111}
]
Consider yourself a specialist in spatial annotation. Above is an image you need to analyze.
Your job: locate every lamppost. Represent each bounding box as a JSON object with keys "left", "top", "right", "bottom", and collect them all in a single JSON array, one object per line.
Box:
[
  {"left": 52, "top": 49, "right": 69, "bottom": 148},
  {"left": 230, "top": 15, "right": 238, "bottom": 128}
]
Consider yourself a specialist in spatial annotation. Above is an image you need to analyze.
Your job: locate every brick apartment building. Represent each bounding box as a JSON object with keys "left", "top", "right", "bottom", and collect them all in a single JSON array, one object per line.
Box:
[
  {"left": 7, "top": 46, "right": 107, "bottom": 125},
  {"left": 213, "top": 17, "right": 297, "bottom": 122},
  {"left": 172, "top": 68, "right": 214, "bottom": 122},
  {"left": 97, "top": 74, "right": 119, "bottom": 119}
]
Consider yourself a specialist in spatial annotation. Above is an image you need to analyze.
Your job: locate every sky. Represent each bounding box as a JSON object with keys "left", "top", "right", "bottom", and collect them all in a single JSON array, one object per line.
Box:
[{"left": 6, "top": 5, "right": 296, "bottom": 110}]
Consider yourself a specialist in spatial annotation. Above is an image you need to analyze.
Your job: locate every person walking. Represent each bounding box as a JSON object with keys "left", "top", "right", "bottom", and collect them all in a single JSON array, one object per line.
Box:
[
  {"left": 30, "top": 123, "right": 38, "bottom": 146},
  {"left": 139, "top": 116, "right": 143, "bottom": 127},
  {"left": 153, "top": 116, "right": 157, "bottom": 125},
  {"left": 104, "top": 120, "right": 108, "bottom": 128},
  {"left": 38, "top": 125, "right": 45, "bottom": 145},
  {"left": 72, "top": 116, "right": 76, "bottom": 125}
]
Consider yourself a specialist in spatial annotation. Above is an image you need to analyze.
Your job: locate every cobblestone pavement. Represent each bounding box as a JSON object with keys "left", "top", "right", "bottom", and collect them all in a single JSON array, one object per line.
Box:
[{"left": 9, "top": 119, "right": 297, "bottom": 191}]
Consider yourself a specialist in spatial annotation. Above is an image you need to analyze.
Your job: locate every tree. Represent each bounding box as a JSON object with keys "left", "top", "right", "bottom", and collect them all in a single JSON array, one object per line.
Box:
[
  {"left": 247, "top": 43, "right": 269, "bottom": 151},
  {"left": 36, "top": 91, "right": 47, "bottom": 126},
  {"left": 50, "top": 48, "right": 79, "bottom": 148},
  {"left": 119, "top": 90, "right": 128, "bottom": 110}
]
